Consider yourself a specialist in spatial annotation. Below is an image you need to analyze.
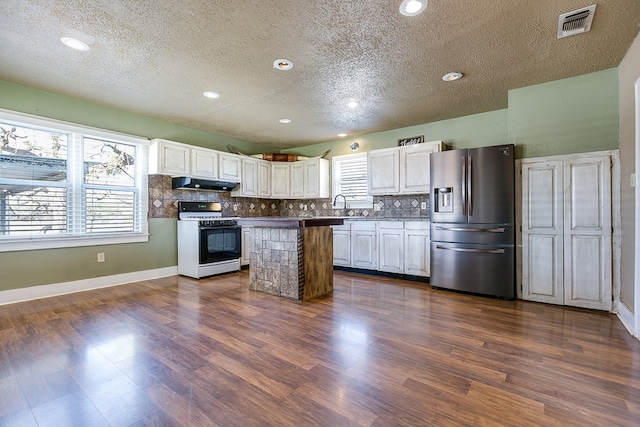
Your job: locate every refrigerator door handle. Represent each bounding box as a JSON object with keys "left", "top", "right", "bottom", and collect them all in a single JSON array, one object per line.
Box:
[
  {"left": 435, "top": 226, "right": 506, "bottom": 233},
  {"left": 436, "top": 245, "right": 506, "bottom": 255},
  {"left": 461, "top": 155, "right": 467, "bottom": 215},
  {"left": 467, "top": 155, "right": 473, "bottom": 215}
]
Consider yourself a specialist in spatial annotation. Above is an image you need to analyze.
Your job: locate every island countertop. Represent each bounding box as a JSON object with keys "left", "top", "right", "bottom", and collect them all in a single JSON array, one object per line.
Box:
[{"left": 237, "top": 217, "right": 345, "bottom": 228}]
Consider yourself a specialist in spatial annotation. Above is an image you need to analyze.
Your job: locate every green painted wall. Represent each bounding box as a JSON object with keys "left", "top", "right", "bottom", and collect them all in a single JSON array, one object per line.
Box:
[
  {"left": 285, "top": 109, "right": 509, "bottom": 159},
  {"left": 508, "top": 69, "right": 619, "bottom": 158},
  {"left": 0, "top": 79, "right": 266, "bottom": 153},
  {"left": 287, "top": 69, "right": 619, "bottom": 160},
  {"left": 0, "top": 218, "right": 176, "bottom": 291}
]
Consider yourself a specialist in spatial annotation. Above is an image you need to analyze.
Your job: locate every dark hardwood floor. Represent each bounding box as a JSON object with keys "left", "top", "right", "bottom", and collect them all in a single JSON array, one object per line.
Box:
[{"left": 1, "top": 270, "right": 639, "bottom": 426}]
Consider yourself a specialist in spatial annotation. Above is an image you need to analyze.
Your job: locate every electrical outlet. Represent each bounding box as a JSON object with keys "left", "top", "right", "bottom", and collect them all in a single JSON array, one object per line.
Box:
[
  {"left": 631, "top": 173, "right": 636, "bottom": 188},
  {"left": 233, "top": 204, "right": 238, "bottom": 211},
  {"left": 303, "top": 204, "right": 308, "bottom": 210},
  {"left": 373, "top": 202, "right": 381, "bottom": 212},
  {"left": 97, "top": 253, "right": 105, "bottom": 263},
  {"left": 421, "top": 201, "right": 427, "bottom": 210}
]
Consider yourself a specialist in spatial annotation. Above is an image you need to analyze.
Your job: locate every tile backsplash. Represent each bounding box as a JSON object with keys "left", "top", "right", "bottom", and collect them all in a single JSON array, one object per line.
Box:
[{"left": 148, "top": 175, "right": 430, "bottom": 219}]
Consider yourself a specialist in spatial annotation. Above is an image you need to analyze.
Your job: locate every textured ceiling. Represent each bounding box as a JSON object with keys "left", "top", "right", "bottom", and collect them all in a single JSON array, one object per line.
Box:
[{"left": 1, "top": 1, "right": 639, "bottom": 149}]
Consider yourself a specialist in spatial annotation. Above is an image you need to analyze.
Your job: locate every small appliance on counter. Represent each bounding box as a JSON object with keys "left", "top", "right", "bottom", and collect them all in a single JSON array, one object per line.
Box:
[
  {"left": 429, "top": 144, "right": 515, "bottom": 299},
  {"left": 177, "top": 201, "right": 241, "bottom": 279}
]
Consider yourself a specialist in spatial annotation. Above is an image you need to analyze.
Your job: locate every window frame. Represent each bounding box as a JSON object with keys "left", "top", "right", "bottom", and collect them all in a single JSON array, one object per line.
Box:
[
  {"left": 0, "top": 108, "right": 149, "bottom": 252},
  {"left": 331, "top": 152, "right": 373, "bottom": 210}
]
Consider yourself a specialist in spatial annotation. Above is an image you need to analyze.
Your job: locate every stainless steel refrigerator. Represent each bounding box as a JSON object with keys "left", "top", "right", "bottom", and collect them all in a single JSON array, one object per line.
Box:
[{"left": 429, "top": 144, "right": 515, "bottom": 299}]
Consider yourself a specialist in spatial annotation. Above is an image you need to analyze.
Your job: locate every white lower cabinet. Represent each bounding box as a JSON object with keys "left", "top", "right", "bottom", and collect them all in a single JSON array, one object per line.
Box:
[
  {"left": 241, "top": 227, "right": 251, "bottom": 266},
  {"left": 351, "top": 222, "right": 378, "bottom": 270},
  {"left": 334, "top": 220, "right": 430, "bottom": 277},
  {"left": 331, "top": 224, "right": 351, "bottom": 267},
  {"left": 404, "top": 222, "right": 430, "bottom": 277},
  {"left": 378, "top": 222, "right": 404, "bottom": 273}
]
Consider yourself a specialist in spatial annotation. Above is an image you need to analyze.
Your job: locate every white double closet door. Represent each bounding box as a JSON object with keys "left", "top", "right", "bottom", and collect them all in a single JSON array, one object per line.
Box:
[{"left": 521, "top": 152, "right": 614, "bottom": 311}]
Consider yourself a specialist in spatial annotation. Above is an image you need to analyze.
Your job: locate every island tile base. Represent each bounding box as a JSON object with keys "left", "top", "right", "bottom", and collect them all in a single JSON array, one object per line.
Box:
[{"left": 248, "top": 226, "right": 333, "bottom": 301}]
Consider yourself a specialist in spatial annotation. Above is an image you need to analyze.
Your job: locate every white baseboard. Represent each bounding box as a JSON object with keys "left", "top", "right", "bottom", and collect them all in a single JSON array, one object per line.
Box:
[
  {"left": 0, "top": 266, "right": 178, "bottom": 306},
  {"left": 617, "top": 301, "right": 637, "bottom": 339}
]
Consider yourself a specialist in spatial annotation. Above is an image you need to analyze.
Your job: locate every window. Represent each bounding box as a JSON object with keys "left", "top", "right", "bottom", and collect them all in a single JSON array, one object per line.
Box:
[
  {"left": 331, "top": 153, "right": 372, "bottom": 209},
  {"left": 0, "top": 109, "right": 148, "bottom": 251}
]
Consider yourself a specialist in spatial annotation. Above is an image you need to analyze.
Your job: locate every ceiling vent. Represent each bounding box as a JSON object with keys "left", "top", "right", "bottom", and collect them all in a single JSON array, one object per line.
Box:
[{"left": 557, "top": 4, "right": 596, "bottom": 39}]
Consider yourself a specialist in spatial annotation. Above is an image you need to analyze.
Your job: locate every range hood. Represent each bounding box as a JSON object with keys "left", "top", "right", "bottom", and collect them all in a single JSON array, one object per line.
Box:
[{"left": 171, "top": 177, "right": 238, "bottom": 191}]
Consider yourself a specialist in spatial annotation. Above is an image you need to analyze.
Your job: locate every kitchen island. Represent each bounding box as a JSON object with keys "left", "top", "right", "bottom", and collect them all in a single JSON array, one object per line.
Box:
[{"left": 237, "top": 217, "right": 344, "bottom": 301}]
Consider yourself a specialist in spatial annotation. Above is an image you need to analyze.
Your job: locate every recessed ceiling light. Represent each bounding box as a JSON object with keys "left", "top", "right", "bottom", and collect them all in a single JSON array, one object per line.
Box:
[
  {"left": 399, "top": 0, "right": 428, "bottom": 16},
  {"left": 60, "top": 37, "right": 90, "bottom": 51},
  {"left": 442, "top": 72, "right": 463, "bottom": 81},
  {"left": 273, "top": 59, "right": 293, "bottom": 71},
  {"left": 279, "top": 118, "right": 292, "bottom": 124},
  {"left": 347, "top": 101, "right": 359, "bottom": 109},
  {"left": 337, "top": 133, "right": 348, "bottom": 137},
  {"left": 203, "top": 91, "right": 220, "bottom": 99}
]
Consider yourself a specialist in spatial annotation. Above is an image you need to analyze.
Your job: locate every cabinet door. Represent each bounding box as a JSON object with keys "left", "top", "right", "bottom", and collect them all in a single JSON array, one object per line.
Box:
[
  {"left": 521, "top": 160, "right": 564, "bottom": 305},
  {"left": 256, "top": 160, "right": 271, "bottom": 197},
  {"left": 368, "top": 148, "right": 400, "bottom": 195},
  {"left": 219, "top": 153, "right": 242, "bottom": 182},
  {"left": 241, "top": 227, "right": 251, "bottom": 266},
  {"left": 400, "top": 144, "right": 436, "bottom": 194},
  {"left": 352, "top": 222, "right": 377, "bottom": 269},
  {"left": 240, "top": 158, "right": 258, "bottom": 196},
  {"left": 150, "top": 139, "right": 189, "bottom": 176},
  {"left": 190, "top": 148, "right": 218, "bottom": 179},
  {"left": 271, "top": 163, "right": 290, "bottom": 198},
  {"left": 332, "top": 225, "right": 351, "bottom": 266},
  {"left": 378, "top": 224, "right": 404, "bottom": 273},
  {"left": 290, "top": 162, "right": 305, "bottom": 198},
  {"left": 304, "top": 158, "right": 329, "bottom": 198},
  {"left": 404, "top": 222, "right": 430, "bottom": 277},
  {"left": 563, "top": 155, "right": 612, "bottom": 311}
]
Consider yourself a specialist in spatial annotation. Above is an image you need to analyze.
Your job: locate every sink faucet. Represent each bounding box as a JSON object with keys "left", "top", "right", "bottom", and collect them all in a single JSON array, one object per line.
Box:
[{"left": 333, "top": 194, "right": 348, "bottom": 216}]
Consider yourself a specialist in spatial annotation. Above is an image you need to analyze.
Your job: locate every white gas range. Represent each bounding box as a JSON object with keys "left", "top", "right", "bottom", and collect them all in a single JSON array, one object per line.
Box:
[{"left": 177, "top": 201, "right": 241, "bottom": 279}]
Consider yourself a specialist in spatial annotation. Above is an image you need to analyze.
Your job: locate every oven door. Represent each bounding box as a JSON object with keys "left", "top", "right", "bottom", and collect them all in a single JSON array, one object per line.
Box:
[{"left": 199, "top": 225, "right": 242, "bottom": 264}]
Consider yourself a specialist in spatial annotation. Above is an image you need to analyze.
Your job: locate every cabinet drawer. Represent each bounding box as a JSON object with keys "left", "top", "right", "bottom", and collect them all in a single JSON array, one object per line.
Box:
[
  {"left": 351, "top": 221, "right": 377, "bottom": 231},
  {"left": 405, "top": 221, "right": 430, "bottom": 231},
  {"left": 378, "top": 221, "right": 404, "bottom": 229}
]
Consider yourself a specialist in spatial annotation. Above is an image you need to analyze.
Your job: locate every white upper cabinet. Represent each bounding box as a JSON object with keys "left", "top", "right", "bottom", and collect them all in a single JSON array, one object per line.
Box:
[
  {"left": 150, "top": 138, "right": 328, "bottom": 199},
  {"left": 368, "top": 147, "right": 400, "bottom": 195},
  {"left": 232, "top": 157, "right": 273, "bottom": 198},
  {"left": 304, "top": 158, "right": 329, "bottom": 198},
  {"left": 190, "top": 147, "right": 218, "bottom": 179},
  {"left": 368, "top": 141, "right": 443, "bottom": 195},
  {"left": 232, "top": 157, "right": 259, "bottom": 197},
  {"left": 400, "top": 142, "right": 442, "bottom": 194},
  {"left": 218, "top": 153, "right": 242, "bottom": 182},
  {"left": 290, "top": 162, "right": 305, "bottom": 198},
  {"left": 256, "top": 160, "right": 271, "bottom": 197},
  {"left": 149, "top": 139, "right": 190, "bottom": 176},
  {"left": 268, "top": 159, "right": 329, "bottom": 199},
  {"left": 271, "top": 163, "right": 290, "bottom": 198}
]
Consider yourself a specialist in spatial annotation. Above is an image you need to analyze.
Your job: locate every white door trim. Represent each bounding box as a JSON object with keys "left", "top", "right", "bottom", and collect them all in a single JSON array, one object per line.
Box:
[{"left": 634, "top": 77, "right": 640, "bottom": 338}]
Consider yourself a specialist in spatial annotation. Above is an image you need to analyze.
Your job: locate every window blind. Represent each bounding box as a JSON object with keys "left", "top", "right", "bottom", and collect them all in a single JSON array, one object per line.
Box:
[{"left": 332, "top": 153, "right": 372, "bottom": 207}]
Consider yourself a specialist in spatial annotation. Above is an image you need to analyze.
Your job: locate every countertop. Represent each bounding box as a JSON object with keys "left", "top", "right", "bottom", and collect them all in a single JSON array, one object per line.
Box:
[{"left": 236, "top": 217, "right": 345, "bottom": 228}]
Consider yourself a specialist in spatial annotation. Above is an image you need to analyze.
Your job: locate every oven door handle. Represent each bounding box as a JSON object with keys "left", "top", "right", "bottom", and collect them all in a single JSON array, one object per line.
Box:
[{"left": 199, "top": 226, "right": 241, "bottom": 231}]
